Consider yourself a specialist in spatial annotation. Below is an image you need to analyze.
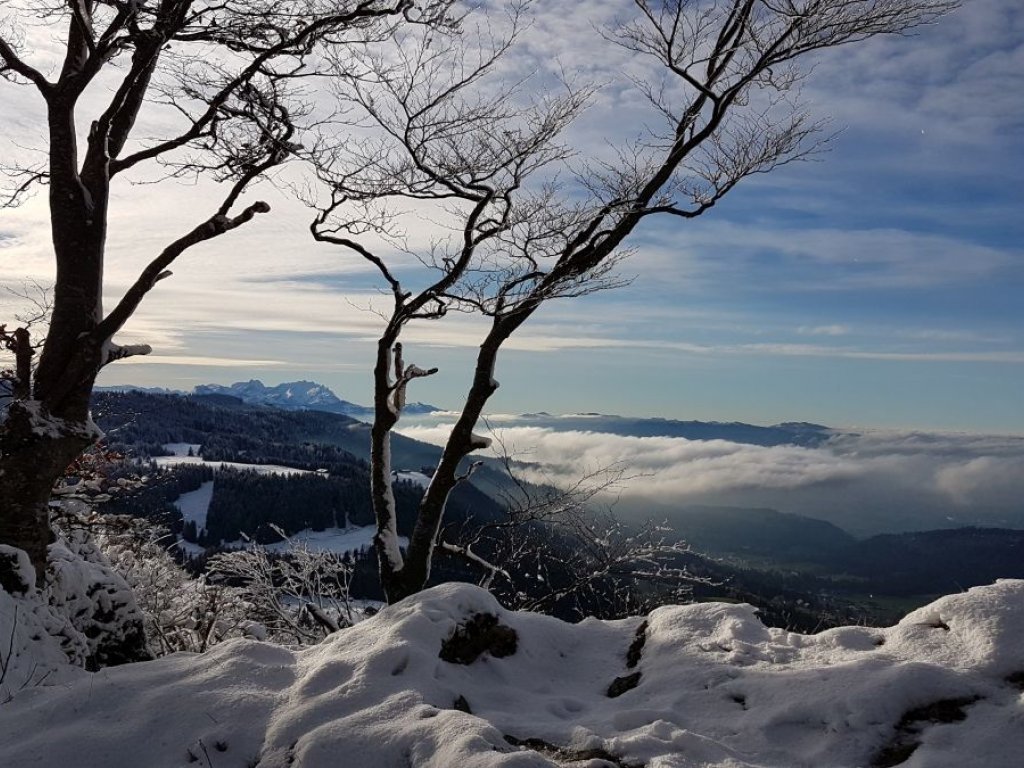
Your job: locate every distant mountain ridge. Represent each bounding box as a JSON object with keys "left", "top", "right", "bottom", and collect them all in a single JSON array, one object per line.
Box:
[
  {"left": 497, "top": 413, "right": 835, "bottom": 447},
  {"left": 194, "top": 380, "right": 344, "bottom": 409},
  {"left": 102, "top": 379, "right": 441, "bottom": 419},
  {"left": 99, "top": 380, "right": 835, "bottom": 446}
]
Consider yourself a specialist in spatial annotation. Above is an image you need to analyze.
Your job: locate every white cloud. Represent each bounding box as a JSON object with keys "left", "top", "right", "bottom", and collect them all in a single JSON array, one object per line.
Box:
[
  {"left": 935, "top": 456, "right": 1024, "bottom": 507},
  {"left": 3, "top": 1, "right": 1021, "bottom": 427},
  {"left": 634, "top": 221, "right": 1016, "bottom": 292},
  {"left": 798, "top": 325, "right": 850, "bottom": 337},
  {"left": 117, "top": 355, "right": 292, "bottom": 368},
  {"left": 399, "top": 420, "right": 1024, "bottom": 535}
]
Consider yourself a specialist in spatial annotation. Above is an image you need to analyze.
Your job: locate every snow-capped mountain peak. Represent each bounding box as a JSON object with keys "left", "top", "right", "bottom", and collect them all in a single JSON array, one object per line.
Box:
[{"left": 192, "top": 379, "right": 439, "bottom": 418}]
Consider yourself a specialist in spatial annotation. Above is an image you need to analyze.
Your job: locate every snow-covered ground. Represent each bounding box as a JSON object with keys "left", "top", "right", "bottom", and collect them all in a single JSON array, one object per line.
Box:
[
  {"left": 3, "top": 581, "right": 1023, "bottom": 767},
  {"left": 173, "top": 480, "right": 215, "bottom": 555},
  {"left": 159, "top": 447, "right": 415, "bottom": 556},
  {"left": 261, "top": 526, "right": 406, "bottom": 555},
  {"left": 157, "top": 444, "right": 313, "bottom": 476},
  {"left": 394, "top": 470, "right": 432, "bottom": 488},
  {"left": 174, "top": 481, "right": 215, "bottom": 532},
  {"left": 182, "top": 525, "right": 401, "bottom": 557},
  {"left": 155, "top": 454, "right": 313, "bottom": 476}
]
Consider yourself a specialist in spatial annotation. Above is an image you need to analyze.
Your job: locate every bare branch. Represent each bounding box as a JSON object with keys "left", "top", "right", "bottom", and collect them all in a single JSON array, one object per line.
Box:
[
  {"left": 100, "top": 342, "right": 153, "bottom": 367},
  {"left": 0, "top": 33, "right": 51, "bottom": 92},
  {"left": 96, "top": 200, "right": 271, "bottom": 344},
  {"left": 0, "top": 161, "right": 49, "bottom": 208},
  {"left": 0, "top": 326, "right": 33, "bottom": 399},
  {"left": 438, "top": 541, "right": 511, "bottom": 587},
  {"left": 302, "top": 0, "right": 960, "bottom": 605},
  {"left": 109, "top": 1, "right": 430, "bottom": 177}
]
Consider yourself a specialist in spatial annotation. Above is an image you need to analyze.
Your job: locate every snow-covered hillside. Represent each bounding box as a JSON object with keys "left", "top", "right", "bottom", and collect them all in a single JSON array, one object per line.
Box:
[{"left": 2, "top": 581, "right": 1023, "bottom": 767}]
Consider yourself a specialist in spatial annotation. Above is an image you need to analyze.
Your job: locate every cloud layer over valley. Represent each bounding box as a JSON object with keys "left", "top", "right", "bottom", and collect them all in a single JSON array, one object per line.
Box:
[{"left": 399, "top": 417, "right": 1024, "bottom": 536}]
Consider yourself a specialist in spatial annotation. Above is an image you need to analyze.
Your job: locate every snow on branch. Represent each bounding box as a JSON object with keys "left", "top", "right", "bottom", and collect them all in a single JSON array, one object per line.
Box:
[
  {"left": 100, "top": 342, "right": 153, "bottom": 367},
  {"left": 388, "top": 342, "right": 438, "bottom": 415},
  {"left": 438, "top": 541, "right": 511, "bottom": 588}
]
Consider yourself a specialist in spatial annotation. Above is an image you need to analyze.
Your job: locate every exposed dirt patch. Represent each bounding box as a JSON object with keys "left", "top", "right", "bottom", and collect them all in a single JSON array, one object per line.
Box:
[
  {"left": 626, "top": 621, "right": 647, "bottom": 669},
  {"left": 504, "top": 734, "right": 643, "bottom": 768},
  {"left": 0, "top": 549, "right": 31, "bottom": 595},
  {"left": 870, "top": 696, "right": 981, "bottom": 767},
  {"left": 1004, "top": 671, "right": 1024, "bottom": 691},
  {"left": 607, "top": 671, "right": 642, "bottom": 699},
  {"left": 439, "top": 613, "right": 517, "bottom": 665}
]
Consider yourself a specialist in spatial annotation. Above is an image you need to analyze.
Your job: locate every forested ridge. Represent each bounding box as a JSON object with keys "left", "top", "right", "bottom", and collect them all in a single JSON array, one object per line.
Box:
[{"left": 91, "top": 390, "right": 504, "bottom": 544}]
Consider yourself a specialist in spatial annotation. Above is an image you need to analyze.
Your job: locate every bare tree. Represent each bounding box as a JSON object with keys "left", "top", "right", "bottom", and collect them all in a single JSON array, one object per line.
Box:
[
  {"left": 0, "top": 282, "right": 52, "bottom": 403},
  {"left": 209, "top": 532, "right": 357, "bottom": 644},
  {"left": 309, "top": 0, "right": 955, "bottom": 604},
  {"left": 0, "top": 1, "right": 455, "bottom": 581},
  {"left": 439, "top": 450, "right": 702, "bottom": 619}
]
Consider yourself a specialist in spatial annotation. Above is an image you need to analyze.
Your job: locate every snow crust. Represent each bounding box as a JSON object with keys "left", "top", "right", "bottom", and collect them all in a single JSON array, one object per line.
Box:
[
  {"left": 0, "top": 581, "right": 88, "bottom": 701},
  {"left": 2, "top": 581, "right": 1023, "bottom": 767},
  {"left": 17, "top": 399, "right": 103, "bottom": 441},
  {"left": 1, "top": 537, "right": 149, "bottom": 701}
]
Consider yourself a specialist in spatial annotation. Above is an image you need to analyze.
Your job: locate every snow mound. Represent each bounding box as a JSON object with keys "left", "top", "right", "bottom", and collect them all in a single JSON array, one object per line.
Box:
[
  {"left": 2, "top": 582, "right": 1023, "bottom": 767},
  {"left": 0, "top": 546, "right": 88, "bottom": 701},
  {"left": 0, "top": 535, "right": 151, "bottom": 702}
]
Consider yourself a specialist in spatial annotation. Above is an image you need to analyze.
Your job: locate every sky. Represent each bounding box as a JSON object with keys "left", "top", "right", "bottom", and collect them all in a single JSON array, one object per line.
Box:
[{"left": 1, "top": 0, "right": 1022, "bottom": 433}]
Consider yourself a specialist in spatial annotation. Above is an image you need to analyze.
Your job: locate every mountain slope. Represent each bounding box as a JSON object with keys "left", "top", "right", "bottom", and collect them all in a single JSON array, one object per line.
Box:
[
  {"left": 91, "top": 390, "right": 506, "bottom": 544},
  {"left": 93, "top": 390, "right": 443, "bottom": 469},
  {"left": 662, "top": 504, "right": 855, "bottom": 562}
]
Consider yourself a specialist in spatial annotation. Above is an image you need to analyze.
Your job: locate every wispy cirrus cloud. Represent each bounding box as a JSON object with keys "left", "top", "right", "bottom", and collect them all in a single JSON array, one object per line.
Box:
[
  {"left": 117, "top": 355, "right": 292, "bottom": 368},
  {"left": 798, "top": 325, "right": 851, "bottom": 337},
  {"left": 632, "top": 222, "right": 1017, "bottom": 292}
]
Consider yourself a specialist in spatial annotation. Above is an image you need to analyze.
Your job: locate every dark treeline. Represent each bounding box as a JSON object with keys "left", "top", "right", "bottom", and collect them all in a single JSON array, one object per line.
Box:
[
  {"left": 101, "top": 464, "right": 214, "bottom": 533},
  {"left": 196, "top": 468, "right": 424, "bottom": 546},
  {"left": 94, "top": 391, "right": 385, "bottom": 465},
  {"left": 842, "top": 527, "right": 1024, "bottom": 596}
]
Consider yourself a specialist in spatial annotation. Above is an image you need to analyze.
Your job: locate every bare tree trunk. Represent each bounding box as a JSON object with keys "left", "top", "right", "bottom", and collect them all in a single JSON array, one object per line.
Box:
[
  {"left": 369, "top": 331, "right": 405, "bottom": 602},
  {"left": 0, "top": 403, "right": 92, "bottom": 584},
  {"left": 1, "top": 0, "right": 435, "bottom": 588},
  {"left": 384, "top": 313, "right": 529, "bottom": 602},
  {"left": 0, "top": 89, "right": 107, "bottom": 580}
]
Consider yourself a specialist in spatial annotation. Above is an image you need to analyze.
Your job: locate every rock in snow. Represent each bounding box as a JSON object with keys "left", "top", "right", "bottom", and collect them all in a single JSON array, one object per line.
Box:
[{"left": 2, "top": 581, "right": 1024, "bottom": 767}]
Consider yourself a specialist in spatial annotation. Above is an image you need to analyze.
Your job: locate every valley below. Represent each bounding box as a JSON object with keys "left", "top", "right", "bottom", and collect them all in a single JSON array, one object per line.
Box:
[{"left": 87, "top": 384, "right": 1024, "bottom": 629}]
